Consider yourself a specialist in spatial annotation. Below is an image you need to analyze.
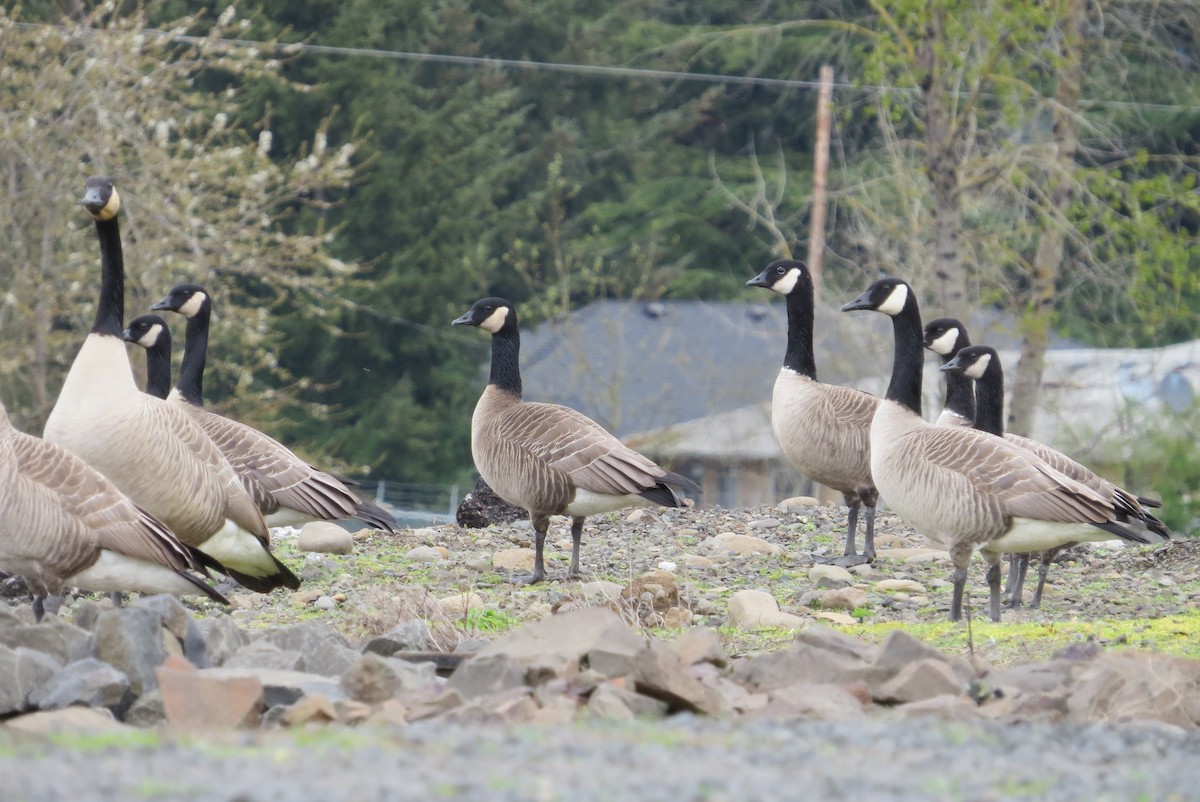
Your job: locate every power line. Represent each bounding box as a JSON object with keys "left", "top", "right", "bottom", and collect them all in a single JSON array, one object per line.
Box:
[{"left": 14, "top": 20, "right": 1200, "bottom": 112}]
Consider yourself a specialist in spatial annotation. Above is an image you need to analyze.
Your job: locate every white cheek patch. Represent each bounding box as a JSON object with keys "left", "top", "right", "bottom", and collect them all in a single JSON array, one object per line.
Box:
[
  {"left": 480, "top": 306, "right": 509, "bottom": 334},
  {"left": 178, "top": 291, "right": 208, "bottom": 319},
  {"left": 137, "top": 323, "right": 164, "bottom": 348},
  {"left": 928, "top": 328, "right": 959, "bottom": 355},
  {"left": 772, "top": 268, "right": 801, "bottom": 296},
  {"left": 964, "top": 353, "right": 992, "bottom": 380},
  {"left": 93, "top": 188, "right": 122, "bottom": 221},
  {"left": 876, "top": 283, "right": 909, "bottom": 317}
]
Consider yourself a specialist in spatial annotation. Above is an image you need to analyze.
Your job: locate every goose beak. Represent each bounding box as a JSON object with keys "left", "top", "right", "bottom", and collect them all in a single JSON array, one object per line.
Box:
[
  {"left": 150, "top": 297, "right": 171, "bottom": 311},
  {"left": 746, "top": 269, "right": 771, "bottom": 288},
  {"left": 940, "top": 355, "right": 964, "bottom": 373},
  {"left": 120, "top": 326, "right": 135, "bottom": 342},
  {"left": 450, "top": 311, "right": 474, "bottom": 327},
  {"left": 82, "top": 186, "right": 106, "bottom": 211},
  {"left": 840, "top": 290, "right": 874, "bottom": 312}
]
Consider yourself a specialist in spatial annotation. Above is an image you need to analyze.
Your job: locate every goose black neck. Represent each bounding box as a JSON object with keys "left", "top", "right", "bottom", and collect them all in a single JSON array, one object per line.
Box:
[
  {"left": 92, "top": 217, "right": 125, "bottom": 337},
  {"left": 940, "top": 353, "right": 976, "bottom": 423},
  {"left": 885, "top": 299, "right": 925, "bottom": 415},
  {"left": 176, "top": 307, "right": 210, "bottom": 406},
  {"left": 144, "top": 338, "right": 173, "bottom": 400},
  {"left": 488, "top": 327, "right": 522, "bottom": 397},
  {"left": 973, "top": 362, "right": 1006, "bottom": 437},
  {"left": 783, "top": 280, "right": 818, "bottom": 378}
]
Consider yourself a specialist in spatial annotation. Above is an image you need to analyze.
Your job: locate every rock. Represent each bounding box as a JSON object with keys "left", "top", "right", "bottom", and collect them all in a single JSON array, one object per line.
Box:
[
  {"left": 491, "top": 549, "right": 536, "bottom": 572},
  {"left": 264, "top": 622, "right": 359, "bottom": 677},
  {"left": 708, "top": 533, "right": 784, "bottom": 556},
  {"left": 727, "top": 590, "right": 780, "bottom": 628},
  {"left": 314, "top": 596, "right": 337, "bottom": 611},
  {"left": 0, "top": 605, "right": 23, "bottom": 628},
  {"left": 157, "top": 656, "right": 264, "bottom": 730},
  {"left": 405, "top": 546, "right": 447, "bottom": 562},
  {"left": 341, "top": 653, "right": 438, "bottom": 704},
  {"left": 363, "top": 620, "right": 430, "bottom": 656},
  {"left": 4, "top": 706, "right": 135, "bottom": 736},
  {"left": 679, "top": 554, "right": 715, "bottom": 569},
  {"left": 779, "top": 496, "right": 820, "bottom": 510},
  {"left": 291, "top": 589, "right": 324, "bottom": 607},
  {"left": 867, "top": 630, "right": 968, "bottom": 688},
  {"left": 193, "top": 616, "right": 250, "bottom": 667},
  {"left": 585, "top": 682, "right": 635, "bottom": 721},
  {"left": 438, "top": 592, "right": 486, "bottom": 618},
  {"left": 979, "top": 659, "right": 1078, "bottom": 699},
  {"left": 662, "top": 607, "right": 693, "bottom": 629},
  {"left": 0, "top": 620, "right": 93, "bottom": 665},
  {"left": 874, "top": 579, "right": 928, "bottom": 593},
  {"left": 875, "top": 659, "right": 965, "bottom": 704},
  {"left": 197, "top": 667, "right": 344, "bottom": 708},
  {"left": 0, "top": 645, "right": 61, "bottom": 715},
  {"left": 93, "top": 607, "right": 169, "bottom": 696},
  {"left": 888, "top": 695, "right": 980, "bottom": 721},
  {"left": 298, "top": 521, "right": 354, "bottom": 554},
  {"left": 748, "top": 517, "right": 781, "bottom": 530},
  {"left": 478, "top": 607, "right": 644, "bottom": 669},
  {"left": 132, "top": 594, "right": 192, "bottom": 640},
  {"left": 1067, "top": 651, "right": 1200, "bottom": 728},
  {"left": 808, "top": 564, "right": 854, "bottom": 585},
  {"left": 579, "top": 581, "right": 624, "bottom": 603},
  {"left": 882, "top": 547, "right": 951, "bottom": 563},
  {"left": 764, "top": 682, "right": 868, "bottom": 720},
  {"left": 670, "top": 628, "right": 729, "bottom": 668},
  {"left": 279, "top": 693, "right": 338, "bottom": 727},
  {"left": 631, "top": 640, "right": 727, "bottom": 716},
  {"left": 124, "top": 688, "right": 165, "bottom": 728},
  {"left": 28, "top": 658, "right": 132, "bottom": 714},
  {"left": 818, "top": 587, "right": 869, "bottom": 611},
  {"left": 812, "top": 611, "right": 858, "bottom": 626},
  {"left": 621, "top": 570, "right": 679, "bottom": 613},
  {"left": 455, "top": 477, "right": 526, "bottom": 528},
  {"left": 446, "top": 653, "right": 529, "bottom": 701},
  {"left": 224, "top": 641, "right": 305, "bottom": 672},
  {"left": 732, "top": 640, "right": 871, "bottom": 692},
  {"left": 793, "top": 626, "right": 879, "bottom": 663}
]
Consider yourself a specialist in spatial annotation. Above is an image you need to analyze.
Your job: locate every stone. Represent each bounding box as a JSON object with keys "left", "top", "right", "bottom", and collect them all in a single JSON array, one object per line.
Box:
[
  {"left": 405, "top": 546, "right": 447, "bottom": 562},
  {"left": 764, "top": 682, "right": 868, "bottom": 720},
  {"left": 477, "top": 607, "right": 645, "bottom": 669},
  {"left": 979, "top": 659, "right": 1078, "bottom": 699},
  {"left": 314, "top": 596, "right": 337, "bottom": 611},
  {"left": 291, "top": 589, "right": 324, "bottom": 607},
  {"left": 198, "top": 667, "right": 345, "bottom": 708},
  {"left": 0, "top": 645, "right": 61, "bottom": 715},
  {"left": 4, "top": 706, "right": 134, "bottom": 736},
  {"left": 874, "top": 579, "right": 928, "bottom": 593},
  {"left": 455, "top": 477, "right": 526, "bottom": 528},
  {"left": 363, "top": 620, "right": 430, "bottom": 656},
  {"left": 808, "top": 564, "right": 854, "bottom": 585},
  {"left": 708, "top": 533, "right": 784, "bottom": 556},
  {"left": 889, "top": 695, "right": 981, "bottom": 721},
  {"left": 579, "top": 581, "right": 624, "bottom": 603},
  {"left": 731, "top": 641, "right": 870, "bottom": 693},
  {"left": 341, "top": 653, "right": 438, "bottom": 704},
  {"left": 438, "top": 592, "right": 486, "bottom": 618},
  {"left": 882, "top": 547, "right": 950, "bottom": 563},
  {"left": 157, "top": 656, "right": 264, "bottom": 730},
  {"left": 492, "top": 549, "right": 536, "bottom": 572},
  {"left": 662, "top": 607, "right": 693, "bottom": 629},
  {"left": 124, "top": 688, "right": 166, "bottom": 728},
  {"left": 727, "top": 590, "right": 781, "bottom": 628},
  {"left": 28, "top": 658, "right": 132, "bottom": 714},
  {"left": 279, "top": 693, "right": 338, "bottom": 727},
  {"left": 749, "top": 517, "right": 781, "bottom": 530},
  {"left": 132, "top": 594, "right": 193, "bottom": 640},
  {"left": 586, "top": 682, "right": 635, "bottom": 721},
  {"left": 670, "top": 628, "right": 729, "bottom": 668},
  {"left": 265, "top": 621, "right": 359, "bottom": 677},
  {"left": 363, "top": 698, "right": 410, "bottom": 728},
  {"left": 193, "top": 615, "right": 250, "bottom": 667},
  {"left": 0, "top": 620, "right": 94, "bottom": 665},
  {"left": 0, "top": 605, "right": 23, "bottom": 628},
  {"left": 818, "top": 587, "right": 869, "bottom": 612},
  {"left": 224, "top": 641, "right": 305, "bottom": 672},
  {"left": 631, "top": 640, "right": 726, "bottom": 716},
  {"left": 778, "top": 496, "right": 820, "bottom": 510},
  {"left": 679, "top": 554, "right": 715, "bottom": 569},
  {"left": 447, "top": 653, "right": 529, "bottom": 701},
  {"left": 298, "top": 521, "right": 354, "bottom": 554},
  {"left": 621, "top": 570, "right": 680, "bottom": 613},
  {"left": 875, "top": 659, "right": 964, "bottom": 704},
  {"left": 793, "top": 625, "right": 879, "bottom": 663},
  {"left": 813, "top": 611, "right": 858, "bottom": 626},
  {"left": 93, "top": 607, "right": 168, "bottom": 696},
  {"left": 1067, "top": 651, "right": 1200, "bottom": 728}
]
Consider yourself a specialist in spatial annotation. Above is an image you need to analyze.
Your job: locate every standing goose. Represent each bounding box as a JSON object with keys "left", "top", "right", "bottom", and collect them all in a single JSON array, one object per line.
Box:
[
  {"left": 144, "top": 286, "right": 397, "bottom": 532},
  {"left": 922, "top": 317, "right": 976, "bottom": 427},
  {"left": 452, "top": 297, "right": 700, "bottom": 583},
  {"left": 941, "top": 344, "right": 1169, "bottom": 607},
  {"left": 746, "top": 259, "right": 879, "bottom": 564},
  {"left": 841, "top": 277, "right": 1153, "bottom": 622},
  {"left": 42, "top": 176, "right": 299, "bottom": 593},
  {"left": 1, "top": 401, "right": 227, "bottom": 620}
]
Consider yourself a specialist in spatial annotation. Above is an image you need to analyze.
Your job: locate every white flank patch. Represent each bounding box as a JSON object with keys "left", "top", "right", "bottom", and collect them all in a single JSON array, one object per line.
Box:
[
  {"left": 198, "top": 519, "right": 279, "bottom": 577},
  {"left": 987, "top": 518, "right": 1118, "bottom": 554},
  {"left": 178, "top": 291, "right": 208, "bottom": 319},
  {"left": 927, "top": 328, "right": 959, "bottom": 355},
  {"left": 137, "top": 323, "right": 164, "bottom": 348},
  {"left": 935, "top": 408, "right": 973, "bottom": 428},
  {"left": 876, "top": 283, "right": 909, "bottom": 317},
  {"left": 479, "top": 306, "right": 510, "bottom": 333},
  {"left": 565, "top": 489, "right": 649, "bottom": 517},
  {"left": 69, "top": 551, "right": 202, "bottom": 596},
  {"left": 772, "top": 267, "right": 801, "bottom": 296},
  {"left": 964, "top": 352, "right": 992, "bottom": 380}
]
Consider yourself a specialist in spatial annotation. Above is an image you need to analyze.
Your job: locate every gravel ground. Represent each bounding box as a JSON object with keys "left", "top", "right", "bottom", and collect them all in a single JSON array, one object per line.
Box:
[{"left": 4, "top": 717, "right": 1198, "bottom": 801}]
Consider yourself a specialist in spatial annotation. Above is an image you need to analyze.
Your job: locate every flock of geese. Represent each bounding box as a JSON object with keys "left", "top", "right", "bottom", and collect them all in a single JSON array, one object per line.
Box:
[{"left": 0, "top": 177, "right": 1170, "bottom": 627}]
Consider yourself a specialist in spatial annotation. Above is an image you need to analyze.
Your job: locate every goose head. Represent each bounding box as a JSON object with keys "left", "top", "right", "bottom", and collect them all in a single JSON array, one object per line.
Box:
[
  {"left": 940, "top": 344, "right": 997, "bottom": 381},
  {"left": 82, "top": 176, "right": 120, "bottom": 222},
  {"left": 746, "top": 259, "right": 809, "bottom": 296},
  {"left": 152, "top": 284, "right": 210, "bottom": 319},
  {"left": 840, "top": 277, "right": 913, "bottom": 317},
  {"left": 923, "top": 317, "right": 969, "bottom": 357},
  {"left": 452, "top": 297, "right": 517, "bottom": 335},
  {"left": 122, "top": 314, "right": 170, "bottom": 350}
]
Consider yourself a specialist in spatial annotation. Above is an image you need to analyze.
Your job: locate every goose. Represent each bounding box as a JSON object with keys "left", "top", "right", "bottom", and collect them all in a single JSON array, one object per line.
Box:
[
  {"left": 1, "top": 401, "right": 227, "bottom": 620},
  {"left": 941, "top": 343, "right": 1170, "bottom": 607},
  {"left": 921, "top": 317, "right": 976, "bottom": 427},
  {"left": 746, "top": 259, "right": 879, "bottom": 564},
  {"left": 42, "top": 176, "right": 299, "bottom": 593},
  {"left": 840, "top": 277, "right": 1154, "bottom": 622},
  {"left": 122, "top": 314, "right": 173, "bottom": 399},
  {"left": 129, "top": 288, "right": 397, "bottom": 533},
  {"left": 451, "top": 297, "right": 700, "bottom": 583}
]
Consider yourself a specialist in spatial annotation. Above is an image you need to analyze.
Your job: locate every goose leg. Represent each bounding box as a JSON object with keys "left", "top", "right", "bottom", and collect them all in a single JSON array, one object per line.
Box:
[
  {"left": 567, "top": 516, "right": 585, "bottom": 578},
  {"left": 842, "top": 496, "right": 861, "bottom": 557},
  {"left": 524, "top": 513, "right": 550, "bottom": 584},
  {"left": 821, "top": 495, "right": 870, "bottom": 567},
  {"left": 1006, "top": 554, "right": 1029, "bottom": 609},
  {"left": 1003, "top": 555, "right": 1019, "bottom": 600},
  {"left": 948, "top": 544, "right": 973, "bottom": 623},
  {"left": 1030, "top": 548, "right": 1059, "bottom": 609},
  {"left": 861, "top": 492, "right": 878, "bottom": 560},
  {"left": 32, "top": 595, "right": 46, "bottom": 623},
  {"left": 986, "top": 559, "right": 1003, "bottom": 622}
]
